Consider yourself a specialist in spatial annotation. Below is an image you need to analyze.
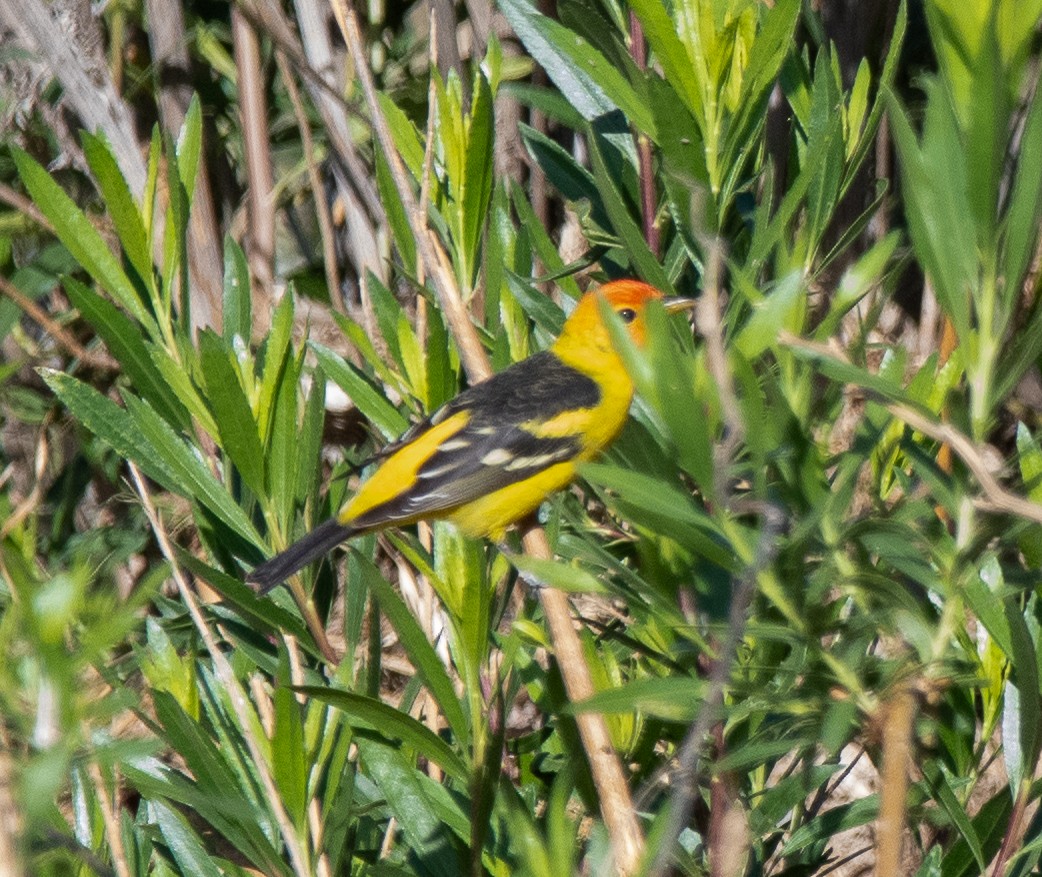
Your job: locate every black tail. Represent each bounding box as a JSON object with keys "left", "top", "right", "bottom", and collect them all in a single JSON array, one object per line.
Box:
[{"left": 247, "top": 519, "right": 356, "bottom": 594}]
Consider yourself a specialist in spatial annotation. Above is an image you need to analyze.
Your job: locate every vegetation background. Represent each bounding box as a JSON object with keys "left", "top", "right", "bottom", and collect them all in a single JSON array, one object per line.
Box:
[{"left": 1, "top": 0, "right": 1042, "bottom": 874}]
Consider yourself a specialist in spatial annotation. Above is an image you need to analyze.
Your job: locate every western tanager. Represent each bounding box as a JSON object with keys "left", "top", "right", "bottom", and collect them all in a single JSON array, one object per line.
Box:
[{"left": 248, "top": 279, "right": 692, "bottom": 592}]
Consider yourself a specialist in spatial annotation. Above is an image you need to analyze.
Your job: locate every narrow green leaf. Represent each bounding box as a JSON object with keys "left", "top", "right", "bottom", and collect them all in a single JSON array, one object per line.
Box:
[
  {"left": 295, "top": 364, "right": 326, "bottom": 506},
  {"left": 376, "top": 91, "right": 426, "bottom": 178},
  {"left": 272, "top": 680, "right": 308, "bottom": 827},
  {"left": 41, "top": 369, "right": 192, "bottom": 503},
  {"left": 63, "top": 276, "right": 190, "bottom": 430},
  {"left": 199, "top": 330, "right": 265, "bottom": 497},
  {"left": 460, "top": 73, "right": 495, "bottom": 289},
  {"left": 519, "top": 123, "right": 610, "bottom": 231},
  {"left": 509, "top": 552, "right": 607, "bottom": 594},
  {"left": 176, "top": 96, "right": 203, "bottom": 205},
  {"left": 375, "top": 147, "right": 416, "bottom": 275},
  {"left": 582, "top": 462, "right": 735, "bottom": 570},
  {"left": 151, "top": 690, "right": 244, "bottom": 807},
  {"left": 257, "top": 292, "right": 295, "bottom": 440},
  {"left": 12, "top": 147, "right": 154, "bottom": 330},
  {"left": 504, "top": 272, "right": 566, "bottom": 336},
  {"left": 499, "top": 0, "right": 653, "bottom": 132},
  {"left": 782, "top": 796, "right": 878, "bottom": 856},
  {"left": 1016, "top": 424, "right": 1042, "bottom": 567},
  {"left": 397, "top": 311, "right": 428, "bottom": 407},
  {"left": 152, "top": 800, "right": 225, "bottom": 877},
  {"left": 310, "top": 342, "right": 409, "bottom": 439},
  {"left": 587, "top": 129, "right": 673, "bottom": 294},
  {"left": 355, "top": 552, "right": 469, "bottom": 738},
  {"left": 940, "top": 790, "right": 1010, "bottom": 877},
  {"left": 570, "top": 676, "right": 706, "bottom": 721},
  {"left": 175, "top": 551, "right": 318, "bottom": 655},
  {"left": 354, "top": 739, "right": 465, "bottom": 876},
  {"left": 294, "top": 686, "right": 468, "bottom": 782},
  {"left": 222, "top": 236, "right": 251, "bottom": 344},
  {"left": 628, "top": 0, "right": 703, "bottom": 121},
  {"left": 922, "top": 761, "right": 985, "bottom": 872},
  {"left": 267, "top": 347, "right": 303, "bottom": 524},
  {"left": 80, "top": 131, "right": 152, "bottom": 293},
  {"left": 122, "top": 392, "right": 263, "bottom": 542},
  {"left": 149, "top": 344, "right": 221, "bottom": 438}
]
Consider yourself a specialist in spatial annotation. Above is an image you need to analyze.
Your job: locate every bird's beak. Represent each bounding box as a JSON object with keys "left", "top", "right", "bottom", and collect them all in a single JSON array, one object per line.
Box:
[{"left": 663, "top": 296, "right": 697, "bottom": 314}]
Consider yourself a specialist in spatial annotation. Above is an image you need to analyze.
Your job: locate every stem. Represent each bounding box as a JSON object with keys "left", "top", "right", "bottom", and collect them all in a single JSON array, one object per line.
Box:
[{"left": 524, "top": 528, "right": 645, "bottom": 876}]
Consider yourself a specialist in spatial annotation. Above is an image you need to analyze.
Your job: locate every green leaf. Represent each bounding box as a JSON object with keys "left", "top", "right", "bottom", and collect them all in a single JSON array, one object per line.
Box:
[
  {"left": 459, "top": 72, "right": 495, "bottom": 290},
  {"left": 125, "top": 392, "right": 263, "bottom": 542},
  {"left": 80, "top": 131, "right": 153, "bottom": 294},
  {"left": 582, "top": 462, "right": 735, "bottom": 570},
  {"left": 149, "top": 343, "right": 221, "bottom": 438},
  {"left": 377, "top": 91, "right": 425, "bottom": 179},
  {"left": 1016, "top": 424, "right": 1042, "bottom": 567},
  {"left": 42, "top": 370, "right": 262, "bottom": 543},
  {"left": 782, "top": 796, "right": 878, "bottom": 856},
  {"left": 376, "top": 147, "right": 416, "bottom": 275},
  {"left": 12, "top": 147, "right": 155, "bottom": 330},
  {"left": 176, "top": 550, "right": 318, "bottom": 655},
  {"left": 222, "top": 236, "right": 252, "bottom": 344},
  {"left": 355, "top": 552, "right": 469, "bottom": 739},
  {"left": 354, "top": 738, "right": 465, "bottom": 876},
  {"left": 519, "top": 123, "right": 610, "bottom": 232},
  {"left": 499, "top": 0, "right": 654, "bottom": 133},
  {"left": 272, "top": 677, "right": 308, "bottom": 827},
  {"left": 152, "top": 800, "right": 225, "bottom": 877},
  {"left": 922, "top": 761, "right": 985, "bottom": 873},
  {"left": 294, "top": 686, "right": 468, "bottom": 783},
  {"left": 397, "top": 310, "right": 427, "bottom": 407},
  {"left": 940, "top": 789, "right": 1010, "bottom": 877},
  {"left": 63, "top": 276, "right": 190, "bottom": 431},
  {"left": 887, "top": 86, "right": 974, "bottom": 342},
  {"left": 571, "top": 676, "right": 706, "bottom": 721},
  {"left": 257, "top": 291, "right": 295, "bottom": 440},
  {"left": 41, "top": 369, "right": 185, "bottom": 497},
  {"left": 310, "top": 342, "right": 409, "bottom": 439},
  {"left": 176, "top": 96, "right": 203, "bottom": 205},
  {"left": 587, "top": 127, "right": 673, "bottom": 294},
  {"left": 267, "top": 346, "right": 303, "bottom": 525},
  {"left": 504, "top": 272, "right": 566, "bottom": 337},
  {"left": 295, "top": 365, "right": 326, "bottom": 506},
  {"left": 199, "top": 330, "right": 265, "bottom": 497},
  {"left": 628, "top": 0, "right": 703, "bottom": 121},
  {"left": 509, "top": 552, "right": 607, "bottom": 594}
]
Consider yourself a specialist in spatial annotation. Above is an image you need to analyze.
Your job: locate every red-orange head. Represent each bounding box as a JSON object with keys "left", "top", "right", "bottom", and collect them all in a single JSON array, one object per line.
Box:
[{"left": 553, "top": 280, "right": 693, "bottom": 361}]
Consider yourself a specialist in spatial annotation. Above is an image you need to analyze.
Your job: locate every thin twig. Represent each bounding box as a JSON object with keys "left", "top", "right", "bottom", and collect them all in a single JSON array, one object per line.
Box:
[
  {"left": 0, "top": 276, "right": 118, "bottom": 372},
  {"left": 524, "top": 527, "right": 646, "bottom": 875},
  {"left": 128, "top": 462, "right": 314, "bottom": 877},
  {"left": 0, "top": 750, "right": 24, "bottom": 877},
  {"left": 233, "top": 6, "right": 276, "bottom": 300},
  {"left": 0, "top": 181, "right": 52, "bottom": 231},
  {"left": 873, "top": 682, "right": 915, "bottom": 877},
  {"left": 628, "top": 12, "right": 658, "bottom": 257},
  {"left": 989, "top": 782, "right": 1030, "bottom": 877},
  {"left": 275, "top": 50, "right": 342, "bottom": 305},
  {"left": 0, "top": 410, "right": 51, "bottom": 541},
  {"left": 647, "top": 504, "right": 780, "bottom": 877},
  {"left": 86, "top": 760, "right": 132, "bottom": 877}
]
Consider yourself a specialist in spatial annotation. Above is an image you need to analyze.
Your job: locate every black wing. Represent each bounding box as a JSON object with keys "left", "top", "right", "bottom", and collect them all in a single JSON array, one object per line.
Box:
[{"left": 347, "top": 352, "right": 601, "bottom": 528}]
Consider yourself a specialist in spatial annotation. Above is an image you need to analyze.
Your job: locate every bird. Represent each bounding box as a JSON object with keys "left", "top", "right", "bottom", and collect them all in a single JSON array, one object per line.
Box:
[{"left": 247, "top": 279, "right": 694, "bottom": 593}]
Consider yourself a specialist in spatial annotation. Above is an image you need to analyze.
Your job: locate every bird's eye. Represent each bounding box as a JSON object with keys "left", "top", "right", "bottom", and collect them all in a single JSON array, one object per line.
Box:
[{"left": 617, "top": 308, "right": 637, "bottom": 323}]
